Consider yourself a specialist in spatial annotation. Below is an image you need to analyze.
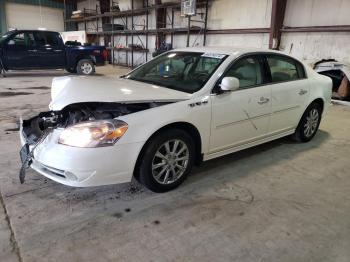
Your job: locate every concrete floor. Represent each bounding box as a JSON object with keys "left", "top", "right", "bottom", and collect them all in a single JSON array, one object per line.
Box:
[{"left": 0, "top": 66, "right": 350, "bottom": 262}]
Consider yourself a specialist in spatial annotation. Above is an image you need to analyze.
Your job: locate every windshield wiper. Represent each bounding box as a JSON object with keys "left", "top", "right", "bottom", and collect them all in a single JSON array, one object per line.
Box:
[
  {"left": 127, "top": 77, "right": 192, "bottom": 94},
  {"left": 128, "top": 77, "right": 163, "bottom": 87}
]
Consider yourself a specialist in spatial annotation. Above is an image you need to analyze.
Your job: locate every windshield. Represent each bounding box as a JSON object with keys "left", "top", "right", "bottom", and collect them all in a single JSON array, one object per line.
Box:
[
  {"left": 0, "top": 32, "right": 12, "bottom": 45},
  {"left": 126, "top": 52, "right": 227, "bottom": 93}
]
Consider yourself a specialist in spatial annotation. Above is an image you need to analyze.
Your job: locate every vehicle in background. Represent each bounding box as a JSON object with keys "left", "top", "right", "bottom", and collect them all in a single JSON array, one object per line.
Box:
[
  {"left": 65, "top": 40, "right": 82, "bottom": 46},
  {"left": 19, "top": 47, "right": 332, "bottom": 192},
  {"left": 0, "top": 30, "right": 107, "bottom": 75},
  {"left": 314, "top": 59, "right": 350, "bottom": 101}
]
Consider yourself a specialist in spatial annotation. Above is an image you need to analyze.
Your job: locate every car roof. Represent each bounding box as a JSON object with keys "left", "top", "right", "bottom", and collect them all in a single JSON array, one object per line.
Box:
[
  {"left": 6, "top": 29, "right": 59, "bottom": 34},
  {"left": 173, "top": 46, "right": 286, "bottom": 57}
]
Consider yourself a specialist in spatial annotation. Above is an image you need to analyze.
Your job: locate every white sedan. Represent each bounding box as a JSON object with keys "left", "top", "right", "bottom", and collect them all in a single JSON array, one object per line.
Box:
[{"left": 19, "top": 47, "right": 332, "bottom": 192}]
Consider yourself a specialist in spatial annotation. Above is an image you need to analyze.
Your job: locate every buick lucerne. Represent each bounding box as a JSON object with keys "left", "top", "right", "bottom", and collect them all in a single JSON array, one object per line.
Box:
[{"left": 19, "top": 47, "right": 332, "bottom": 192}]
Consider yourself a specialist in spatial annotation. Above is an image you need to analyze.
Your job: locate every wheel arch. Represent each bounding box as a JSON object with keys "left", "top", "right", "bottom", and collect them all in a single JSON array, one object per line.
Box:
[
  {"left": 292, "top": 97, "right": 324, "bottom": 142},
  {"left": 310, "top": 97, "right": 324, "bottom": 114},
  {"left": 74, "top": 55, "right": 96, "bottom": 68},
  {"left": 294, "top": 97, "right": 325, "bottom": 135},
  {"left": 133, "top": 121, "right": 203, "bottom": 179}
]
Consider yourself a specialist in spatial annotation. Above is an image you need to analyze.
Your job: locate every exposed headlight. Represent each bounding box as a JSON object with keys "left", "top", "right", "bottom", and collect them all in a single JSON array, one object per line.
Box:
[{"left": 58, "top": 120, "right": 128, "bottom": 148}]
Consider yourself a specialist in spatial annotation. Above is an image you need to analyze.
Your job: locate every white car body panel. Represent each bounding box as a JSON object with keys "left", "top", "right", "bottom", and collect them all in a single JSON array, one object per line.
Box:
[
  {"left": 50, "top": 76, "right": 191, "bottom": 110},
  {"left": 32, "top": 130, "right": 143, "bottom": 187},
  {"left": 269, "top": 79, "right": 310, "bottom": 133},
  {"left": 210, "top": 84, "right": 272, "bottom": 153},
  {"left": 20, "top": 47, "right": 332, "bottom": 187}
]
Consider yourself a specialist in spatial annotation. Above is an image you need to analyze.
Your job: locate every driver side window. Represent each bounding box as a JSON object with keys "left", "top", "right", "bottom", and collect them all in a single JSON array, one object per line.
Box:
[
  {"left": 9, "top": 33, "right": 35, "bottom": 47},
  {"left": 224, "top": 56, "right": 263, "bottom": 89}
]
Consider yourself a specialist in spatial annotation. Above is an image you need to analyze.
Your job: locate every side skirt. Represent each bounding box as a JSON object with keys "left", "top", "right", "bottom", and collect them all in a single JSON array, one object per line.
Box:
[{"left": 204, "top": 128, "right": 295, "bottom": 161}]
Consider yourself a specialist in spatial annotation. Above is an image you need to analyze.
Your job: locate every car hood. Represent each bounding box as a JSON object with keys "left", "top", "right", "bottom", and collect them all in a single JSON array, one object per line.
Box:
[{"left": 50, "top": 76, "right": 192, "bottom": 110}]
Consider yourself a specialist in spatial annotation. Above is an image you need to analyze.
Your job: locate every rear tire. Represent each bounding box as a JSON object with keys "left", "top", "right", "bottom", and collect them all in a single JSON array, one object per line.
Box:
[
  {"left": 76, "top": 59, "right": 95, "bottom": 75},
  {"left": 292, "top": 102, "right": 322, "bottom": 142},
  {"left": 137, "top": 129, "right": 195, "bottom": 193}
]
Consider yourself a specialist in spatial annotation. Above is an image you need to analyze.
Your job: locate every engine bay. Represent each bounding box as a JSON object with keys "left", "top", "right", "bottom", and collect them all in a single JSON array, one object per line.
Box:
[{"left": 22, "top": 101, "right": 168, "bottom": 144}]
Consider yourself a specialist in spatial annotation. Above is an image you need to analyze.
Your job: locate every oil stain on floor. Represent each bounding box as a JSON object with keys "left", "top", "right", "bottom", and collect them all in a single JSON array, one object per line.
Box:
[{"left": 0, "top": 92, "right": 33, "bottom": 97}]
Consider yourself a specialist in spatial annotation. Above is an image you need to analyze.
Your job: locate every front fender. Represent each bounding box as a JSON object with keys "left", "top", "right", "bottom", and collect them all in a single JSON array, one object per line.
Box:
[{"left": 117, "top": 97, "right": 211, "bottom": 155}]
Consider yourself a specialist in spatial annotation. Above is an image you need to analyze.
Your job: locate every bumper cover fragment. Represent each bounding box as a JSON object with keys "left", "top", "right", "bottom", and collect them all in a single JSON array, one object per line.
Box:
[{"left": 19, "top": 143, "right": 32, "bottom": 184}]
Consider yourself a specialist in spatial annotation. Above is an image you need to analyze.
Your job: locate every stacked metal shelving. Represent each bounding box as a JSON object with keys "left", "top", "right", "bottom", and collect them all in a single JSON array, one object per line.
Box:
[{"left": 65, "top": 0, "right": 209, "bottom": 68}]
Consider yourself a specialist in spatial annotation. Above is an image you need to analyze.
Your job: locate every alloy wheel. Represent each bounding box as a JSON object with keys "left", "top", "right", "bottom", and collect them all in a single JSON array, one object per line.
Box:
[
  {"left": 304, "top": 108, "right": 319, "bottom": 138},
  {"left": 151, "top": 139, "right": 189, "bottom": 185},
  {"left": 81, "top": 62, "right": 93, "bottom": 75}
]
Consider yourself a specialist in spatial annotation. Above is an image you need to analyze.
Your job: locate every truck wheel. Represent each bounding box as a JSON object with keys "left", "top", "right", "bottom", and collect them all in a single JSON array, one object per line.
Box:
[
  {"left": 77, "top": 59, "right": 95, "bottom": 75},
  {"left": 66, "top": 68, "right": 77, "bottom": 74}
]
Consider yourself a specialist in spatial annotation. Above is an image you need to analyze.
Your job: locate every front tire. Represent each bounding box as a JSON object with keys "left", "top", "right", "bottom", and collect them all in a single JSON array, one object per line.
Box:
[
  {"left": 292, "top": 102, "right": 322, "bottom": 142},
  {"left": 76, "top": 59, "right": 95, "bottom": 75},
  {"left": 137, "top": 129, "right": 195, "bottom": 193},
  {"left": 66, "top": 67, "right": 77, "bottom": 74}
]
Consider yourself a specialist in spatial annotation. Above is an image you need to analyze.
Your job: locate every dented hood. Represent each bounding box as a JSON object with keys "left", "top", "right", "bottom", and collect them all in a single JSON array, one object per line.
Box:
[{"left": 50, "top": 76, "right": 191, "bottom": 110}]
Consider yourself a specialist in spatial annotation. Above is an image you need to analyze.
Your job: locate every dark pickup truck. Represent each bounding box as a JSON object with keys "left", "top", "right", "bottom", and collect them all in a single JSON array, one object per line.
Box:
[{"left": 0, "top": 30, "right": 106, "bottom": 75}]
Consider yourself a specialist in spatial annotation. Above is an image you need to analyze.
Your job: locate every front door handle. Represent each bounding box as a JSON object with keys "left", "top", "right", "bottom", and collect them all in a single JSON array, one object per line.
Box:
[
  {"left": 299, "top": 89, "right": 308, "bottom": 95},
  {"left": 28, "top": 49, "right": 38, "bottom": 52},
  {"left": 258, "top": 97, "right": 270, "bottom": 105}
]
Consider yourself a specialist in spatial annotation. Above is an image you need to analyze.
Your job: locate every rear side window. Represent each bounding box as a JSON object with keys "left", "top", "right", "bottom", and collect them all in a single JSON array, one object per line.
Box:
[
  {"left": 34, "top": 32, "right": 61, "bottom": 46},
  {"left": 267, "top": 55, "right": 305, "bottom": 83}
]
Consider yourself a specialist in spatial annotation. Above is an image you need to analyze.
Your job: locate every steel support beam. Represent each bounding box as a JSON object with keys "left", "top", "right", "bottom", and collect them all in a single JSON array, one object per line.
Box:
[
  {"left": 155, "top": 0, "right": 166, "bottom": 49},
  {"left": 281, "top": 25, "right": 350, "bottom": 33},
  {"left": 208, "top": 28, "right": 270, "bottom": 34},
  {"left": 269, "top": 0, "right": 287, "bottom": 49}
]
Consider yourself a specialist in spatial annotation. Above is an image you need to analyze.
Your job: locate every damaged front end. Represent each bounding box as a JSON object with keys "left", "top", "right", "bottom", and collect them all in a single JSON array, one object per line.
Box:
[{"left": 19, "top": 101, "right": 168, "bottom": 183}]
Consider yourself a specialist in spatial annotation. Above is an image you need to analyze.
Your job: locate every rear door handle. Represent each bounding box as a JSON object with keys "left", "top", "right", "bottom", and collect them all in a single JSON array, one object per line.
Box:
[
  {"left": 299, "top": 89, "right": 308, "bottom": 95},
  {"left": 258, "top": 97, "right": 270, "bottom": 105},
  {"left": 28, "top": 49, "right": 38, "bottom": 52}
]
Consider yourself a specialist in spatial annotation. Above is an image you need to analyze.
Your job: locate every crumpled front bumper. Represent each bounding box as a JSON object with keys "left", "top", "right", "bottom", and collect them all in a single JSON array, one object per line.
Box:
[{"left": 19, "top": 123, "right": 143, "bottom": 187}]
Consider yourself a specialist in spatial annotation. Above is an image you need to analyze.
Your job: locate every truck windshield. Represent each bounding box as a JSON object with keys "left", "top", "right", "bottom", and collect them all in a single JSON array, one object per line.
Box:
[
  {"left": 126, "top": 52, "right": 227, "bottom": 93},
  {"left": 0, "top": 33, "right": 11, "bottom": 45}
]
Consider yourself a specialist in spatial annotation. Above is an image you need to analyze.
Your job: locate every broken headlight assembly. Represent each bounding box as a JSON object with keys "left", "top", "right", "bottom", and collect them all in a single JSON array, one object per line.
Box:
[{"left": 58, "top": 120, "right": 128, "bottom": 148}]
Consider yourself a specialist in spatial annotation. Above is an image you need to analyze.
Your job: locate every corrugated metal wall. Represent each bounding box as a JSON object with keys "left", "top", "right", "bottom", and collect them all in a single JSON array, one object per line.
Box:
[
  {"left": 6, "top": 2, "right": 65, "bottom": 31},
  {"left": 0, "top": 0, "right": 77, "bottom": 34},
  {"left": 6, "top": 0, "right": 63, "bottom": 9},
  {"left": 0, "top": 0, "right": 7, "bottom": 36},
  {"left": 280, "top": 0, "right": 350, "bottom": 64}
]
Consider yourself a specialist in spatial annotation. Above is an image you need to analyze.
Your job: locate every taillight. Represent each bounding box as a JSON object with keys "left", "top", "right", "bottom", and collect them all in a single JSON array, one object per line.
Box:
[{"left": 102, "top": 49, "right": 108, "bottom": 60}]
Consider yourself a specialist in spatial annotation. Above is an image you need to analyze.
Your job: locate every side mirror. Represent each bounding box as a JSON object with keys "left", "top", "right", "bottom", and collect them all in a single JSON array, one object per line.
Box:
[
  {"left": 7, "top": 40, "right": 15, "bottom": 46},
  {"left": 220, "top": 77, "right": 240, "bottom": 92}
]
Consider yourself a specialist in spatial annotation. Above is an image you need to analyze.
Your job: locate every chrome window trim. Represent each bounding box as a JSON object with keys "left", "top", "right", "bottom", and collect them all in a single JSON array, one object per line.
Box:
[{"left": 211, "top": 51, "right": 308, "bottom": 95}]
